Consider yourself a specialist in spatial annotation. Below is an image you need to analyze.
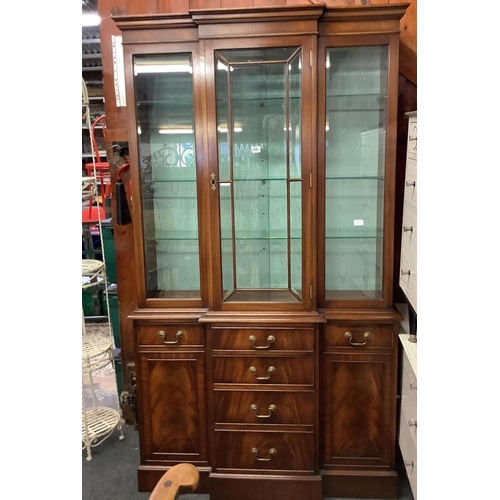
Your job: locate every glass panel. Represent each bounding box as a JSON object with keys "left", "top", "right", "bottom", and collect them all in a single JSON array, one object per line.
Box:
[
  {"left": 133, "top": 53, "right": 201, "bottom": 299},
  {"left": 324, "top": 45, "right": 387, "bottom": 300},
  {"left": 215, "top": 47, "right": 302, "bottom": 303}
]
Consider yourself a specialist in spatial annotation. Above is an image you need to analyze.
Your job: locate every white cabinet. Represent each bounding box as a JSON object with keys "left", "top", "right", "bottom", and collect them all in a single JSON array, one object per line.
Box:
[
  {"left": 398, "top": 324, "right": 417, "bottom": 499},
  {"left": 400, "top": 111, "right": 417, "bottom": 313}
]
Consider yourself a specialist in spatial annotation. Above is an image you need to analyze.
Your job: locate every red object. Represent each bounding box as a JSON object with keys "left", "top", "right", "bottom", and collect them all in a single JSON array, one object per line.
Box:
[{"left": 83, "top": 115, "right": 110, "bottom": 222}]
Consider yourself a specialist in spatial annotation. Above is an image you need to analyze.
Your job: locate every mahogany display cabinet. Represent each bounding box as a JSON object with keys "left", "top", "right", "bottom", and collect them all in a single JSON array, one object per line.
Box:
[{"left": 113, "top": 3, "right": 409, "bottom": 499}]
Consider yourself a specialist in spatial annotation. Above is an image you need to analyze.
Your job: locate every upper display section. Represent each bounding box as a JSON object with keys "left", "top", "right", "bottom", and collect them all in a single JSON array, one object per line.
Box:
[{"left": 114, "top": 3, "right": 408, "bottom": 311}]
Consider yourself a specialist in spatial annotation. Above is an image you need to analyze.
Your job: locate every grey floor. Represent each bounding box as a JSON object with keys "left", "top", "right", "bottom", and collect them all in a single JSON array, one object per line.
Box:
[{"left": 82, "top": 425, "right": 414, "bottom": 500}]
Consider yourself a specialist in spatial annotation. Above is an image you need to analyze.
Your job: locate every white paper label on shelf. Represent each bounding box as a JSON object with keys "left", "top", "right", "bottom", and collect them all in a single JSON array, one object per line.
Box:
[
  {"left": 353, "top": 219, "right": 364, "bottom": 226},
  {"left": 251, "top": 145, "right": 261, "bottom": 153}
]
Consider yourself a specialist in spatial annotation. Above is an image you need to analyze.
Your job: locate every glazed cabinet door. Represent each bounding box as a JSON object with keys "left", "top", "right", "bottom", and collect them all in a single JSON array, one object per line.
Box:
[
  {"left": 203, "top": 35, "right": 317, "bottom": 311},
  {"left": 123, "top": 38, "right": 208, "bottom": 308},
  {"left": 317, "top": 30, "right": 401, "bottom": 309}
]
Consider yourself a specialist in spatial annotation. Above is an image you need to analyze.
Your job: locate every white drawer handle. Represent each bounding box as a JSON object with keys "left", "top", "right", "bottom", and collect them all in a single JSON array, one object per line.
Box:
[
  {"left": 403, "top": 226, "right": 413, "bottom": 233},
  {"left": 408, "top": 419, "right": 417, "bottom": 427},
  {"left": 406, "top": 181, "right": 416, "bottom": 188},
  {"left": 401, "top": 270, "right": 411, "bottom": 276},
  {"left": 410, "top": 382, "right": 417, "bottom": 390},
  {"left": 405, "top": 460, "right": 415, "bottom": 468}
]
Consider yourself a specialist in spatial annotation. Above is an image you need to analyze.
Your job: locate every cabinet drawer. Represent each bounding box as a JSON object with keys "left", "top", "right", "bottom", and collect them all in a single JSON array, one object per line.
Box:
[
  {"left": 212, "top": 328, "right": 314, "bottom": 352},
  {"left": 137, "top": 324, "right": 203, "bottom": 347},
  {"left": 401, "top": 351, "right": 417, "bottom": 424},
  {"left": 213, "top": 390, "right": 314, "bottom": 425},
  {"left": 213, "top": 356, "right": 314, "bottom": 385},
  {"left": 398, "top": 411, "right": 417, "bottom": 499},
  {"left": 323, "top": 324, "right": 393, "bottom": 348},
  {"left": 404, "top": 159, "right": 417, "bottom": 209},
  {"left": 214, "top": 430, "right": 314, "bottom": 472}
]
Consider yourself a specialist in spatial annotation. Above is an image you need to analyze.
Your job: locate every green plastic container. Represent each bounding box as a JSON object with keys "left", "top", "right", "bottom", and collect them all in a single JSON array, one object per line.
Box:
[{"left": 101, "top": 218, "right": 117, "bottom": 284}]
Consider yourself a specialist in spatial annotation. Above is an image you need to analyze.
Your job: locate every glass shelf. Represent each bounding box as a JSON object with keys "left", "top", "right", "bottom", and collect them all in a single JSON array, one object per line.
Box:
[
  {"left": 326, "top": 229, "right": 383, "bottom": 239},
  {"left": 326, "top": 175, "right": 384, "bottom": 180}
]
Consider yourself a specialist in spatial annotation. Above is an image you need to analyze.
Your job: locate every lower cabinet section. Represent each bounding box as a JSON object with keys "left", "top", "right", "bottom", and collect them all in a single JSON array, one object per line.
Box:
[{"left": 133, "top": 316, "right": 400, "bottom": 499}]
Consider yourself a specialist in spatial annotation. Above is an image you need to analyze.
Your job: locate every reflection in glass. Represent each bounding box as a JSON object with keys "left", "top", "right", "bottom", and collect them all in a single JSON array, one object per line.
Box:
[
  {"left": 133, "top": 53, "right": 201, "bottom": 299},
  {"left": 324, "top": 46, "right": 388, "bottom": 299},
  {"left": 215, "top": 47, "right": 302, "bottom": 303}
]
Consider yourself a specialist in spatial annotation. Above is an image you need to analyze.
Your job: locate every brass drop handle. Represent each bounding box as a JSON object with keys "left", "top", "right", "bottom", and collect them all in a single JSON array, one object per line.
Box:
[
  {"left": 250, "top": 404, "right": 276, "bottom": 418},
  {"left": 249, "top": 334, "right": 275, "bottom": 349},
  {"left": 249, "top": 366, "right": 275, "bottom": 380},
  {"left": 251, "top": 447, "right": 277, "bottom": 461},
  {"left": 344, "top": 331, "right": 370, "bottom": 346},
  {"left": 210, "top": 172, "right": 217, "bottom": 191},
  {"left": 158, "top": 330, "right": 183, "bottom": 344}
]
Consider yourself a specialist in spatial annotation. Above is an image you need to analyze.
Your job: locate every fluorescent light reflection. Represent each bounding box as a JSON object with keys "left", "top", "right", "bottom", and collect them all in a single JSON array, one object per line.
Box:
[
  {"left": 159, "top": 128, "right": 194, "bottom": 134},
  {"left": 82, "top": 14, "right": 101, "bottom": 27},
  {"left": 217, "top": 126, "right": 242, "bottom": 133}
]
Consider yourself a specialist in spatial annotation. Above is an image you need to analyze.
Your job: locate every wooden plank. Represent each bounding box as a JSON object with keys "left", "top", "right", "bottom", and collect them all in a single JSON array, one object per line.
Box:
[
  {"left": 126, "top": 0, "right": 158, "bottom": 15},
  {"left": 158, "top": 0, "right": 190, "bottom": 12},
  {"left": 189, "top": 0, "right": 221, "bottom": 10}
]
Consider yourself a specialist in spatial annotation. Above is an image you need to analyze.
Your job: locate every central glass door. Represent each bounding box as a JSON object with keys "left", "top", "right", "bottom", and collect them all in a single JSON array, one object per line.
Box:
[{"left": 215, "top": 47, "right": 303, "bottom": 303}]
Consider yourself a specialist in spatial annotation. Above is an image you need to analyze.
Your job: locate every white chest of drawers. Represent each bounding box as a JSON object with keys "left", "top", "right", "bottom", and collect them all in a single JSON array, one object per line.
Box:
[
  {"left": 400, "top": 111, "right": 417, "bottom": 313},
  {"left": 398, "top": 328, "right": 417, "bottom": 499}
]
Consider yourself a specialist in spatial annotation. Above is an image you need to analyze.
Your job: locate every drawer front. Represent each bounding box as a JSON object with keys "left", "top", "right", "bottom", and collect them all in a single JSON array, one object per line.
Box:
[
  {"left": 323, "top": 324, "right": 393, "bottom": 348},
  {"left": 138, "top": 324, "right": 203, "bottom": 348},
  {"left": 401, "top": 354, "right": 417, "bottom": 446},
  {"left": 214, "top": 430, "right": 314, "bottom": 472},
  {"left": 213, "top": 390, "right": 314, "bottom": 425},
  {"left": 398, "top": 412, "right": 417, "bottom": 499},
  {"left": 213, "top": 356, "right": 314, "bottom": 385},
  {"left": 212, "top": 328, "right": 314, "bottom": 352},
  {"left": 404, "top": 159, "right": 417, "bottom": 209},
  {"left": 401, "top": 201, "right": 417, "bottom": 267},
  {"left": 400, "top": 278, "right": 417, "bottom": 314},
  {"left": 406, "top": 116, "right": 417, "bottom": 162}
]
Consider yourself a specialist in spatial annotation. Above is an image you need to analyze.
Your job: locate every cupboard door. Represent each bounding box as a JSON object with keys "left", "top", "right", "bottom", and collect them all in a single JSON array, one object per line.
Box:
[
  {"left": 137, "top": 351, "right": 207, "bottom": 463},
  {"left": 208, "top": 42, "right": 314, "bottom": 309},
  {"left": 322, "top": 352, "right": 394, "bottom": 467}
]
